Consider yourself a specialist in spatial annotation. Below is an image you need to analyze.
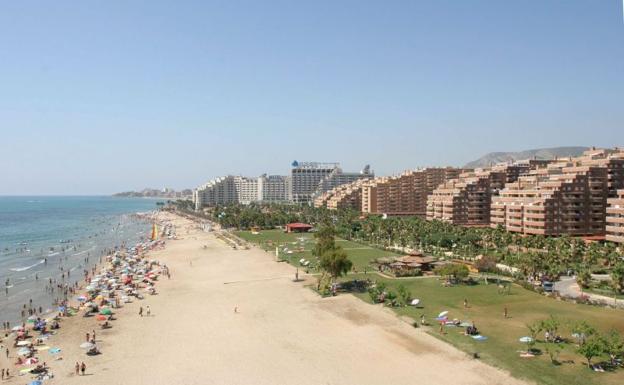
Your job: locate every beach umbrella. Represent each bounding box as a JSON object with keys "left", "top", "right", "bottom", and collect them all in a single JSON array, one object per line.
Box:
[
  {"left": 99, "top": 308, "right": 112, "bottom": 315},
  {"left": 77, "top": 295, "right": 87, "bottom": 302},
  {"left": 12, "top": 325, "right": 24, "bottom": 332},
  {"left": 29, "top": 380, "right": 42, "bottom": 385},
  {"left": 24, "top": 357, "right": 38, "bottom": 365},
  {"left": 519, "top": 336, "right": 533, "bottom": 343},
  {"left": 410, "top": 299, "right": 421, "bottom": 306},
  {"left": 17, "top": 341, "right": 31, "bottom": 347},
  {"left": 438, "top": 311, "right": 449, "bottom": 318},
  {"left": 49, "top": 348, "right": 61, "bottom": 354},
  {"left": 80, "top": 342, "right": 95, "bottom": 349},
  {"left": 96, "top": 315, "right": 107, "bottom": 321}
]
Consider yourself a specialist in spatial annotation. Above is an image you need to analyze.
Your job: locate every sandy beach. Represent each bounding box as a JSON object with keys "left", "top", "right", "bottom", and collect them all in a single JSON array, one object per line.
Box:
[{"left": 2, "top": 212, "right": 528, "bottom": 385}]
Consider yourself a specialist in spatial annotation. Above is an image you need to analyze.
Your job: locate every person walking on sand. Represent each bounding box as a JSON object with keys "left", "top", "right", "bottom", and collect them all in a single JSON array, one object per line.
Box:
[
  {"left": 146, "top": 306, "right": 151, "bottom": 317},
  {"left": 75, "top": 362, "right": 79, "bottom": 375},
  {"left": 139, "top": 307, "right": 143, "bottom": 317},
  {"left": 86, "top": 332, "right": 90, "bottom": 342},
  {"left": 504, "top": 306, "right": 508, "bottom": 319},
  {"left": 463, "top": 298, "right": 468, "bottom": 308},
  {"left": 80, "top": 361, "right": 86, "bottom": 376}
]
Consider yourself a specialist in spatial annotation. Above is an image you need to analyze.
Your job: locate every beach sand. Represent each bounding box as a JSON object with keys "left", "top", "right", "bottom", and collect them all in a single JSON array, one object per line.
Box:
[{"left": 7, "top": 212, "right": 528, "bottom": 385}]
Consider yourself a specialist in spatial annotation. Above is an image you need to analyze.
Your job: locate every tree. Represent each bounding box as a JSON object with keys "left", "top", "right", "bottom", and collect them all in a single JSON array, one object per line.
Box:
[
  {"left": 540, "top": 315, "right": 561, "bottom": 343},
  {"left": 544, "top": 343, "right": 563, "bottom": 365},
  {"left": 610, "top": 262, "right": 624, "bottom": 305},
  {"left": 313, "top": 223, "right": 337, "bottom": 257},
  {"left": 474, "top": 255, "right": 497, "bottom": 273},
  {"left": 319, "top": 247, "right": 352, "bottom": 282},
  {"left": 526, "top": 321, "right": 543, "bottom": 348},
  {"left": 577, "top": 336, "right": 605, "bottom": 368},
  {"left": 571, "top": 321, "right": 596, "bottom": 346},
  {"left": 576, "top": 269, "right": 592, "bottom": 291},
  {"left": 601, "top": 330, "right": 624, "bottom": 366},
  {"left": 397, "top": 284, "right": 411, "bottom": 306}
]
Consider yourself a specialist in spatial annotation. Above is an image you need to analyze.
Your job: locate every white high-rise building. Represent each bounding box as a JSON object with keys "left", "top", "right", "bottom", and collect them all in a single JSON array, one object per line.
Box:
[
  {"left": 315, "top": 165, "right": 373, "bottom": 196},
  {"left": 234, "top": 176, "right": 259, "bottom": 205},
  {"left": 290, "top": 161, "right": 339, "bottom": 203},
  {"left": 193, "top": 176, "right": 238, "bottom": 210},
  {"left": 194, "top": 175, "right": 291, "bottom": 209},
  {"left": 257, "top": 174, "right": 291, "bottom": 202},
  {"left": 290, "top": 161, "right": 373, "bottom": 204}
]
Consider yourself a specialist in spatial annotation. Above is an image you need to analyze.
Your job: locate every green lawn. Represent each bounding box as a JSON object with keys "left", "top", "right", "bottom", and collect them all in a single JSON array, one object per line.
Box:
[
  {"left": 344, "top": 274, "right": 624, "bottom": 385},
  {"left": 236, "top": 229, "right": 624, "bottom": 385},
  {"left": 235, "top": 229, "right": 400, "bottom": 271}
]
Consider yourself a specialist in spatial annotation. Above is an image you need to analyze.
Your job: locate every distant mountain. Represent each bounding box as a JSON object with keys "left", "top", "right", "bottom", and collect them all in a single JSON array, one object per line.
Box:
[{"left": 464, "top": 146, "right": 589, "bottom": 169}]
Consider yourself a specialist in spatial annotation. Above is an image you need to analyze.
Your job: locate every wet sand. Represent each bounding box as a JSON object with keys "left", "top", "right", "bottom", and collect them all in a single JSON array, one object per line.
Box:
[{"left": 5, "top": 212, "right": 528, "bottom": 385}]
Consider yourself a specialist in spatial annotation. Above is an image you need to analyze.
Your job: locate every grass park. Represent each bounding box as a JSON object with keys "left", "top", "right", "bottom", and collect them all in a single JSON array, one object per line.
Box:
[{"left": 236, "top": 228, "right": 624, "bottom": 385}]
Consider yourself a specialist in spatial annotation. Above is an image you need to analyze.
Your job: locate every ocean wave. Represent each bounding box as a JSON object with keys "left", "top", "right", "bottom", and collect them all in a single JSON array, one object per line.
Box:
[
  {"left": 72, "top": 247, "right": 94, "bottom": 256},
  {"left": 48, "top": 252, "right": 60, "bottom": 256},
  {"left": 10, "top": 259, "right": 45, "bottom": 272}
]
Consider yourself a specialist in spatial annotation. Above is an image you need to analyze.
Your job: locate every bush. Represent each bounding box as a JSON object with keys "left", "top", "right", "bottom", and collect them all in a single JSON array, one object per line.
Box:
[{"left": 435, "top": 264, "right": 470, "bottom": 281}]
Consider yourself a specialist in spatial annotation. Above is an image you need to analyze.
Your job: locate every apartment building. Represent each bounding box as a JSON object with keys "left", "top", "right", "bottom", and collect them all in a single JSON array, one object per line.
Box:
[
  {"left": 362, "top": 167, "right": 463, "bottom": 217},
  {"left": 325, "top": 179, "right": 369, "bottom": 211},
  {"left": 606, "top": 190, "right": 624, "bottom": 243},
  {"left": 426, "top": 164, "right": 531, "bottom": 226},
  {"left": 490, "top": 164, "right": 609, "bottom": 235},
  {"left": 490, "top": 148, "right": 624, "bottom": 236}
]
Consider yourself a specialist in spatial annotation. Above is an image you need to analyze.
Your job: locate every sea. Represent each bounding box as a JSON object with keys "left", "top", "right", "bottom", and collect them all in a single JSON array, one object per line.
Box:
[{"left": 0, "top": 196, "right": 163, "bottom": 325}]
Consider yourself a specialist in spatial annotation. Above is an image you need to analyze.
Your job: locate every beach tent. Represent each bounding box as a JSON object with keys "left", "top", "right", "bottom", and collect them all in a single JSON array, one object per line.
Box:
[
  {"left": 80, "top": 342, "right": 95, "bottom": 349},
  {"left": 438, "top": 311, "right": 449, "bottom": 318},
  {"left": 410, "top": 299, "right": 421, "bottom": 306}
]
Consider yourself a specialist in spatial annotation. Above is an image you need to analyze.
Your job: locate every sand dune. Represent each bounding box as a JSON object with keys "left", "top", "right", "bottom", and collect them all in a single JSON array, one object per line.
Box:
[{"left": 22, "top": 213, "right": 527, "bottom": 385}]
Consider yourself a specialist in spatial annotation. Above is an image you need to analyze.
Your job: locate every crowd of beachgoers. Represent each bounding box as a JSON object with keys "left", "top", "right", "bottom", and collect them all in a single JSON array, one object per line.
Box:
[{"left": 0, "top": 216, "right": 174, "bottom": 383}]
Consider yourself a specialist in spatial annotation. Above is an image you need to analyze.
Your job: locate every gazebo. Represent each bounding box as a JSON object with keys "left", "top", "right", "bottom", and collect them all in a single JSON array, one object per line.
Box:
[{"left": 285, "top": 223, "right": 313, "bottom": 233}]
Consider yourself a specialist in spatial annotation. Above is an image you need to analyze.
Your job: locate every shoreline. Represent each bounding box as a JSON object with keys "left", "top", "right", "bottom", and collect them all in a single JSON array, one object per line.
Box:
[{"left": 2, "top": 211, "right": 528, "bottom": 384}]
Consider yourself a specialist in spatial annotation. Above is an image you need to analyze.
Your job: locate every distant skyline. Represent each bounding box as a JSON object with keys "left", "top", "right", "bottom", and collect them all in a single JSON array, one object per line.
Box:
[{"left": 1, "top": 1, "right": 623, "bottom": 195}]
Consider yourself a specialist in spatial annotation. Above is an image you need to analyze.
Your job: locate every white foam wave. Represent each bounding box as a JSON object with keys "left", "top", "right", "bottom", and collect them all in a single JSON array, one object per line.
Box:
[{"left": 10, "top": 259, "right": 45, "bottom": 272}]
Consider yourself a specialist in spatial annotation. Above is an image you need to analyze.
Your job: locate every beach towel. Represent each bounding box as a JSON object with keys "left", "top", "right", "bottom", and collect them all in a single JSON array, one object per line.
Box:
[{"left": 471, "top": 335, "right": 487, "bottom": 341}]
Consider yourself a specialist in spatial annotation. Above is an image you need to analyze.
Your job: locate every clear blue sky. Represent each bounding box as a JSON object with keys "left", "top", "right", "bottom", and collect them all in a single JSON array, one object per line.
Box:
[{"left": 1, "top": 1, "right": 622, "bottom": 195}]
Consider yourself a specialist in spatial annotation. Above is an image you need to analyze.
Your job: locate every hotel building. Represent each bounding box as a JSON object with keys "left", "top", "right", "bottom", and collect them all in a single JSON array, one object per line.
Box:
[
  {"left": 257, "top": 174, "right": 291, "bottom": 202},
  {"left": 290, "top": 161, "right": 372, "bottom": 204}
]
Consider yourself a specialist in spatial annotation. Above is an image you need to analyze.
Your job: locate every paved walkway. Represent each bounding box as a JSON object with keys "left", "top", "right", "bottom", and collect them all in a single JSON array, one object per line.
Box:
[{"left": 554, "top": 276, "right": 624, "bottom": 308}]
